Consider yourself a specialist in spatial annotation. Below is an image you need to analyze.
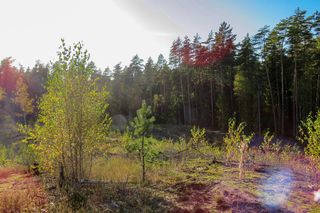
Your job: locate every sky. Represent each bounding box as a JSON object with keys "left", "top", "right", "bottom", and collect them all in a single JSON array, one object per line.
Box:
[{"left": 0, "top": 0, "right": 319, "bottom": 70}]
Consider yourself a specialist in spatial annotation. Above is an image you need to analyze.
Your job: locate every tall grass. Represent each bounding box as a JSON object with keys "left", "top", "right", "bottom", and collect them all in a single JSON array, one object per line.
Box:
[{"left": 91, "top": 157, "right": 141, "bottom": 183}]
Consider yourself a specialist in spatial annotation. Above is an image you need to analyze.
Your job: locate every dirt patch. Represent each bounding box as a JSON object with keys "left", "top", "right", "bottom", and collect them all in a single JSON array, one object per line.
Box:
[
  {"left": 214, "top": 183, "right": 271, "bottom": 213},
  {"left": 169, "top": 163, "right": 320, "bottom": 213},
  {"left": 171, "top": 180, "right": 272, "bottom": 213},
  {"left": 172, "top": 181, "right": 218, "bottom": 212}
]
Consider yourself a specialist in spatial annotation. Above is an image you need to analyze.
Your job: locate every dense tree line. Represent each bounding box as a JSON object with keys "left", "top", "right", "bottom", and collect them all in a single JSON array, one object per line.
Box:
[
  {"left": 106, "top": 8, "right": 320, "bottom": 137},
  {"left": 0, "top": 8, "right": 319, "bottom": 138}
]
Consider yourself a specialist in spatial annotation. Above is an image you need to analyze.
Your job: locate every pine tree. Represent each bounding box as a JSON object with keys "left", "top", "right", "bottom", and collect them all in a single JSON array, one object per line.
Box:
[
  {"left": 235, "top": 34, "right": 260, "bottom": 132},
  {"left": 130, "top": 100, "right": 155, "bottom": 183},
  {"left": 287, "top": 8, "right": 314, "bottom": 136},
  {"left": 213, "top": 22, "right": 236, "bottom": 130}
]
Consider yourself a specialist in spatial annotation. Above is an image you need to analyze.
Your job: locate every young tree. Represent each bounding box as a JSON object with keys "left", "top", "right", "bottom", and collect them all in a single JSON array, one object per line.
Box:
[
  {"left": 130, "top": 100, "right": 155, "bottom": 183},
  {"left": 21, "top": 40, "right": 111, "bottom": 183},
  {"left": 14, "top": 77, "right": 33, "bottom": 125},
  {"left": 224, "top": 117, "right": 253, "bottom": 179}
]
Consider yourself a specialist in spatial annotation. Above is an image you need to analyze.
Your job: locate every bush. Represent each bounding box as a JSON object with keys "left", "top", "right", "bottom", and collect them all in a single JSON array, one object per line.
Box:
[
  {"left": 126, "top": 137, "right": 163, "bottom": 165},
  {"left": 298, "top": 111, "right": 320, "bottom": 157},
  {"left": 260, "top": 130, "right": 281, "bottom": 154},
  {"left": 189, "top": 126, "right": 207, "bottom": 149},
  {"left": 15, "top": 143, "right": 37, "bottom": 168},
  {"left": 224, "top": 117, "right": 253, "bottom": 178},
  {"left": 224, "top": 118, "right": 252, "bottom": 161},
  {"left": 0, "top": 145, "right": 8, "bottom": 166}
]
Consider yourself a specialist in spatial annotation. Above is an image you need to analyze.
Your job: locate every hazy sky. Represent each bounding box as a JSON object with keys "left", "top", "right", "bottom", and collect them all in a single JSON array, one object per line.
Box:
[{"left": 1, "top": 0, "right": 319, "bottom": 70}]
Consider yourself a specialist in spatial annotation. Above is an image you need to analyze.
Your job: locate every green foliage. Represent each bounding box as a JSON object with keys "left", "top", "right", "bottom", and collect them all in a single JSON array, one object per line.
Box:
[
  {"left": 224, "top": 117, "right": 253, "bottom": 161},
  {"left": 127, "top": 102, "right": 159, "bottom": 164},
  {"left": 224, "top": 117, "right": 253, "bottom": 178},
  {"left": 0, "top": 145, "right": 8, "bottom": 166},
  {"left": 15, "top": 142, "right": 37, "bottom": 168},
  {"left": 20, "top": 40, "right": 111, "bottom": 181},
  {"left": 126, "top": 137, "right": 162, "bottom": 163},
  {"left": 298, "top": 111, "right": 320, "bottom": 157},
  {"left": 131, "top": 100, "right": 155, "bottom": 138},
  {"left": 260, "top": 130, "right": 281, "bottom": 153},
  {"left": 189, "top": 126, "right": 207, "bottom": 148},
  {"left": 233, "top": 71, "right": 251, "bottom": 97},
  {"left": 260, "top": 130, "right": 274, "bottom": 150},
  {"left": 129, "top": 100, "right": 155, "bottom": 183}
]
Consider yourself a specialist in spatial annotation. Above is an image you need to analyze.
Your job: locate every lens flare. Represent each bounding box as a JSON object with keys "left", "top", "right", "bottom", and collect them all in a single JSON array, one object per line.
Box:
[{"left": 259, "top": 167, "right": 294, "bottom": 211}]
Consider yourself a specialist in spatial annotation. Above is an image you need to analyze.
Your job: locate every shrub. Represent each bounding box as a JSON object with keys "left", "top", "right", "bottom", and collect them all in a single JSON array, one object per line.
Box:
[
  {"left": 126, "top": 137, "right": 163, "bottom": 165},
  {"left": 19, "top": 41, "right": 111, "bottom": 183},
  {"left": 0, "top": 145, "right": 8, "bottom": 166},
  {"left": 260, "top": 130, "right": 281, "bottom": 154},
  {"left": 298, "top": 111, "right": 320, "bottom": 157},
  {"left": 224, "top": 117, "right": 253, "bottom": 178},
  {"left": 15, "top": 143, "right": 37, "bottom": 168},
  {"left": 189, "top": 126, "right": 207, "bottom": 149}
]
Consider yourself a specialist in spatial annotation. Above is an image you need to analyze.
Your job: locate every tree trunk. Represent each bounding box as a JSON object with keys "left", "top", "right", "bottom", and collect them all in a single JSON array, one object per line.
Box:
[
  {"left": 316, "top": 72, "right": 320, "bottom": 109},
  {"left": 141, "top": 137, "right": 145, "bottom": 183},
  {"left": 59, "top": 162, "right": 65, "bottom": 187},
  {"left": 265, "top": 65, "right": 277, "bottom": 134},
  {"left": 210, "top": 78, "right": 214, "bottom": 129},
  {"left": 187, "top": 72, "right": 192, "bottom": 125},
  {"left": 180, "top": 74, "right": 186, "bottom": 125},
  {"left": 281, "top": 51, "right": 285, "bottom": 135},
  {"left": 23, "top": 113, "right": 27, "bottom": 126},
  {"left": 275, "top": 64, "right": 281, "bottom": 134},
  {"left": 293, "top": 56, "right": 298, "bottom": 137},
  {"left": 257, "top": 89, "right": 261, "bottom": 136}
]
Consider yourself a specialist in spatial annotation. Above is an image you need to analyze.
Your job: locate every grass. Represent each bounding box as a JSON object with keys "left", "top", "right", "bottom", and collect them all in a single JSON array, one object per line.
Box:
[{"left": 91, "top": 157, "right": 141, "bottom": 183}]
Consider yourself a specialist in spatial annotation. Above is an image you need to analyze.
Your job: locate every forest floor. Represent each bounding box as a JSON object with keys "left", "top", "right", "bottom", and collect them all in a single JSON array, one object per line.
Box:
[
  {"left": 1, "top": 131, "right": 320, "bottom": 212},
  {"left": 164, "top": 159, "right": 319, "bottom": 212},
  {"left": 0, "top": 159, "right": 320, "bottom": 212}
]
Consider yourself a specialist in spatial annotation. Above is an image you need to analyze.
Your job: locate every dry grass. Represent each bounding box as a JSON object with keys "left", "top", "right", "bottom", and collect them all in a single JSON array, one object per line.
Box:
[
  {"left": 91, "top": 157, "right": 141, "bottom": 183},
  {"left": 0, "top": 167, "right": 47, "bottom": 212}
]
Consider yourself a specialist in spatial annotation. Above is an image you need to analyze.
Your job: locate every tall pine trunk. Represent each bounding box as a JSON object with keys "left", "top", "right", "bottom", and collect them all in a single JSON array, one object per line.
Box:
[
  {"left": 292, "top": 56, "right": 298, "bottom": 137},
  {"left": 316, "top": 72, "right": 320, "bottom": 109},
  {"left": 187, "top": 72, "right": 192, "bottom": 125},
  {"left": 265, "top": 65, "right": 277, "bottom": 133},
  {"left": 275, "top": 65, "right": 281, "bottom": 134},
  {"left": 210, "top": 78, "right": 214, "bottom": 129},
  {"left": 257, "top": 89, "right": 261, "bottom": 136},
  {"left": 141, "top": 136, "right": 145, "bottom": 183},
  {"left": 281, "top": 51, "right": 285, "bottom": 135},
  {"left": 180, "top": 73, "right": 186, "bottom": 125}
]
